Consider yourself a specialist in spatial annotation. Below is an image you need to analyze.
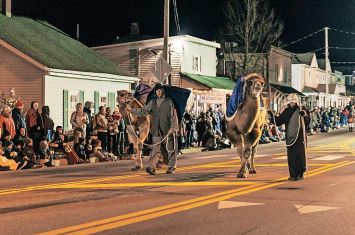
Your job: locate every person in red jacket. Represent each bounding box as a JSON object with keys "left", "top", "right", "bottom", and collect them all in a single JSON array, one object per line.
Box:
[{"left": 0, "top": 105, "right": 16, "bottom": 139}]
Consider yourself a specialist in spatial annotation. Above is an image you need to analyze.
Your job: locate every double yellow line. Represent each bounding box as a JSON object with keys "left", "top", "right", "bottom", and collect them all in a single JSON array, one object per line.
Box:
[
  {"left": 38, "top": 161, "right": 354, "bottom": 235},
  {"left": 0, "top": 159, "right": 239, "bottom": 196}
]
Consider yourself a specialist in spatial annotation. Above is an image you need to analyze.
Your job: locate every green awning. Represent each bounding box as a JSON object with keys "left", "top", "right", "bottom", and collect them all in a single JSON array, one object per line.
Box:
[{"left": 181, "top": 72, "right": 235, "bottom": 90}]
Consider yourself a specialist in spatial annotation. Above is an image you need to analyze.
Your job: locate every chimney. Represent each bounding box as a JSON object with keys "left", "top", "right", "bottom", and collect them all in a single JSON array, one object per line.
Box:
[
  {"left": 0, "top": 0, "right": 12, "bottom": 17},
  {"left": 130, "top": 22, "right": 139, "bottom": 36},
  {"left": 76, "top": 24, "right": 80, "bottom": 40}
]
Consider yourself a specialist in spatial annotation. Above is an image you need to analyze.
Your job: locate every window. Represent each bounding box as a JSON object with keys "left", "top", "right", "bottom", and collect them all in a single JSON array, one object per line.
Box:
[
  {"left": 284, "top": 66, "right": 288, "bottom": 81},
  {"left": 100, "top": 96, "right": 107, "bottom": 107},
  {"left": 192, "top": 55, "right": 201, "bottom": 72},
  {"left": 69, "top": 92, "right": 80, "bottom": 115},
  {"left": 68, "top": 91, "right": 80, "bottom": 127},
  {"left": 275, "top": 62, "right": 279, "bottom": 81}
]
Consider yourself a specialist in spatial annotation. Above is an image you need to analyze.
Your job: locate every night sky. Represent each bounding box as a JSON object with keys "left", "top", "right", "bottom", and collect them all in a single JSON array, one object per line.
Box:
[{"left": 12, "top": 0, "right": 355, "bottom": 73}]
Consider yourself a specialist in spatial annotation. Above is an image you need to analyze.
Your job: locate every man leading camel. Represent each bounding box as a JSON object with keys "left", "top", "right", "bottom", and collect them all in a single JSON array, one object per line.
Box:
[
  {"left": 268, "top": 93, "right": 310, "bottom": 181},
  {"left": 126, "top": 83, "right": 177, "bottom": 175}
]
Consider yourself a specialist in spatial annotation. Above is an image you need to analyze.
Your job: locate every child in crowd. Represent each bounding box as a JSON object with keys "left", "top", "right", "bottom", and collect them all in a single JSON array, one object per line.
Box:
[
  {"left": 50, "top": 126, "right": 66, "bottom": 153},
  {"left": 1, "top": 130, "right": 18, "bottom": 159},
  {"left": 37, "top": 138, "right": 54, "bottom": 167},
  {"left": 74, "top": 137, "right": 87, "bottom": 161},
  {"left": 22, "top": 138, "right": 42, "bottom": 169},
  {"left": 90, "top": 139, "right": 106, "bottom": 161},
  {"left": 13, "top": 128, "right": 26, "bottom": 151},
  {"left": 84, "top": 137, "right": 93, "bottom": 156}
]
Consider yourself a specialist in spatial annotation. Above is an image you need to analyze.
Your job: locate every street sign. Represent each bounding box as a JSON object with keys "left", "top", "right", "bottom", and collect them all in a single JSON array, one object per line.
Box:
[{"left": 151, "top": 57, "right": 173, "bottom": 83}]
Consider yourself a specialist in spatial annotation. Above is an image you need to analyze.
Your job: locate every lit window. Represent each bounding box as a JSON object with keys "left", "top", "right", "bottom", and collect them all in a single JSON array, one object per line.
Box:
[{"left": 193, "top": 55, "right": 201, "bottom": 72}]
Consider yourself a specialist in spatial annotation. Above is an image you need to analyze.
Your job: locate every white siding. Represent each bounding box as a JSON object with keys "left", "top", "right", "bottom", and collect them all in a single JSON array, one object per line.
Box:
[
  {"left": 181, "top": 40, "right": 217, "bottom": 76},
  {"left": 44, "top": 75, "right": 130, "bottom": 128},
  {"left": 291, "top": 65, "right": 304, "bottom": 91}
]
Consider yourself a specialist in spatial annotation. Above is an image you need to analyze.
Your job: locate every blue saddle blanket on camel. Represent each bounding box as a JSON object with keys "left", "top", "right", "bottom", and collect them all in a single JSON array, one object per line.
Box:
[
  {"left": 226, "top": 76, "right": 245, "bottom": 118},
  {"left": 226, "top": 75, "right": 264, "bottom": 118}
]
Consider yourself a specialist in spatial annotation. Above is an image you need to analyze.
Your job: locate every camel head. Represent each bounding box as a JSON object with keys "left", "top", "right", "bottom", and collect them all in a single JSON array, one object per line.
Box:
[
  {"left": 117, "top": 90, "right": 144, "bottom": 110},
  {"left": 117, "top": 90, "right": 133, "bottom": 107},
  {"left": 244, "top": 73, "right": 265, "bottom": 98}
]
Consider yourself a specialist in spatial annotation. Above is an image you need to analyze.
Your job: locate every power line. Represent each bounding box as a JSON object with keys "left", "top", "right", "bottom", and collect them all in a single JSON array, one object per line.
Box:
[
  {"left": 331, "top": 62, "right": 355, "bottom": 64},
  {"left": 282, "top": 28, "right": 324, "bottom": 48},
  {"left": 301, "top": 47, "right": 325, "bottom": 54},
  {"left": 329, "top": 28, "right": 355, "bottom": 36},
  {"left": 329, "top": 47, "right": 355, "bottom": 50},
  {"left": 172, "top": 0, "right": 182, "bottom": 36}
]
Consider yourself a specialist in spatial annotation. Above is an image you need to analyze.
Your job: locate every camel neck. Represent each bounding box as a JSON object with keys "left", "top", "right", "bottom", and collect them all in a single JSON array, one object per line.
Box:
[{"left": 244, "top": 95, "right": 260, "bottom": 114}]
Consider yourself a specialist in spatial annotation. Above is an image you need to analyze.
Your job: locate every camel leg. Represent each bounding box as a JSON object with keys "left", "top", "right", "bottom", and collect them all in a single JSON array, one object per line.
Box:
[
  {"left": 239, "top": 129, "right": 260, "bottom": 178},
  {"left": 249, "top": 128, "right": 262, "bottom": 174},
  {"left": 131, "top": 139, "right": 143, "bottom": 171},
  {"left": 249, "top": 145, "right": 257, "bottom": 174},
  {"left": 134, "top": 143, "right": 143, "bottom": 170},
  {"left": 234, "top": 135, "right": 247, "bottom": 178}
]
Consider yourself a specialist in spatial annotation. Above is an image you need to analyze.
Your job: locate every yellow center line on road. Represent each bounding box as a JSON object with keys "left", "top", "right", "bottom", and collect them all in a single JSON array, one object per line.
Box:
[
  {"left": 46, "top": 181, "right": 258, "bottom": 189},
  {"left": 0, "top": 159, "right": 241, "bottom": 196},
  {"left": 3, "top": 136, "right": 354, "bottom": 196},
  {"left": 197, "top": 163, "right": 329, "bottom": 168},
  {"left": 24, "top": 163, "right": 334, "bottom": 190},
  {"left": 37, "top": 161, "right": 353, "bottom": 235}
]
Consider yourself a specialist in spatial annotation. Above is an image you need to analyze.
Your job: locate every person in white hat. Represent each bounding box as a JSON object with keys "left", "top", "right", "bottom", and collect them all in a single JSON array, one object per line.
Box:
[{"left": 268, "top": 93, "right": 310, "bottom": 181}]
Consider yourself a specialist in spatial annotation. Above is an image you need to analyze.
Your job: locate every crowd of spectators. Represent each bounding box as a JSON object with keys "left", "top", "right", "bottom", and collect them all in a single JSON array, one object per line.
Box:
[
  {"left": 1, "top": 98, "right": 354, "bottom": 171},
  {"left": 0, "top": 100, "right": 133, "bottom": 171},
  {"left": 178, "top": 103, "right": 355, "bottom": 150}
]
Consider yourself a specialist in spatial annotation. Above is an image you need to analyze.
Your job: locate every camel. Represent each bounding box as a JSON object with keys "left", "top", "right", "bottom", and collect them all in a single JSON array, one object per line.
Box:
[
  {"left": 117, "top": 90, "right": 150, "bottom": 170},
  {"left": 226, "top": 73, "right": 267, "bottom": 178}
]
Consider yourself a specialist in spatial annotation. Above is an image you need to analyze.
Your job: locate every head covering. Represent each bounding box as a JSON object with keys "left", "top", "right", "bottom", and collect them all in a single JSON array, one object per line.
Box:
[
  {"left": 154, "top": 83, "right": 165, "bottom": 97},
  {"left": 285, "top": 93, "right": 300, "bottom": 105},
  {"left": 15, "top": 100, "right": 24, "bottom": 108},
  {"left": 154, "top": 83, "right": 164, "bottom": 91},
  {"left": 42, "top": 106, "right": 50, "bottom": 116}
]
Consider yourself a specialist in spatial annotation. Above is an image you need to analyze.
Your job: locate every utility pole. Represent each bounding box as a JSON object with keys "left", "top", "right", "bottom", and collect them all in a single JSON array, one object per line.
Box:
[
  {"left": 76, "top": 24, "right": 80, "bottom": 40},
  {"left": 325, "top": 27, "right": 330, "bottom": 107},
  {"left": 163, "top": 0, "right": 170, "bottom": 85}
]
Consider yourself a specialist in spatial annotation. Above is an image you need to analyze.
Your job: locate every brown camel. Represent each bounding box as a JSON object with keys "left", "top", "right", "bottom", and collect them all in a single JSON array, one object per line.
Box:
[
  {"left": 226, "top": 73, "right": 267, "bottom": 178},
  {"left": 117, "top": 90, "right": 150, "bottom": 170}
]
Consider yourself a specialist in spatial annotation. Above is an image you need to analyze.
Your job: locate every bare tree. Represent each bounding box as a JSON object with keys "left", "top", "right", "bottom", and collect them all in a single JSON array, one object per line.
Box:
[{"left": 220, "top": 0, "right": 283, "bottom": 78}]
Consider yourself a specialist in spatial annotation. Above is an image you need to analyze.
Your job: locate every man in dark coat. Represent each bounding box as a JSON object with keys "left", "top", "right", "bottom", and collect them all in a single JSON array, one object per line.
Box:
[
  {"left": 268, "top": 93, "right": 309, "bottom": 181},
  {"left": 12, "top": 100, "right": 26, "bottom": 134},
  {"left": 127, "top": 83, "right": 177, "bottom": 175}
]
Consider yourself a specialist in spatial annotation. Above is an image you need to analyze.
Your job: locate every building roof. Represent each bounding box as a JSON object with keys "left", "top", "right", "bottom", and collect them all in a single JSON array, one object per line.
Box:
[
  {"left": 93, "top": 35, "right": 221, "bottom": 49},
  {"left": 181, "top": 72, "right": 235, "bottom": 90},
  {"left": 317, "top": 84, "right": 337, "bottom": 94},
  {"left": 292, "top": 53, "right": 314, "bottom": 65},
  {"left": 302, "top": 86, "right": 320, "bottom": 93},
  {"left": 270, "top": 83, "right": 305, "bottom": 96},
  {"left": 0, "top": 14, "right": 125, "bottom": 75},
  {"left": 113, "top": 35, "right": 156, "bottom": 44}
]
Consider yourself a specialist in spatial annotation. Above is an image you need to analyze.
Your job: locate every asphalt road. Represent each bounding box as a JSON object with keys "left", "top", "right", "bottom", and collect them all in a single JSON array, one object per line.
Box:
[{"left": 1, "top": 130, "right": 355, "bottom": 235}]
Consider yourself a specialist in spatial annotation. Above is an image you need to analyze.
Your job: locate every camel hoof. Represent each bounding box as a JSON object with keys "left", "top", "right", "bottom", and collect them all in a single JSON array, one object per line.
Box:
[
  {"left": 249, "top": 169, "right": 257, "bottom": 174},
  {"left": 131, "top": 166, "right": 143, "bottom": 171},
  {"left": 237, "top": 173, "right": 247, "bottom": 178}
]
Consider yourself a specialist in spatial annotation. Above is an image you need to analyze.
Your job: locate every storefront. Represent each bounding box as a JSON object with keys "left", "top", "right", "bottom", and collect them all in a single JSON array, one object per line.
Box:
[
  {"left": 181, "top": 73, "right": 234, "bottom": 115},
  {"left": 187, "top": 90, "right": 230, "bottom": 115}
]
